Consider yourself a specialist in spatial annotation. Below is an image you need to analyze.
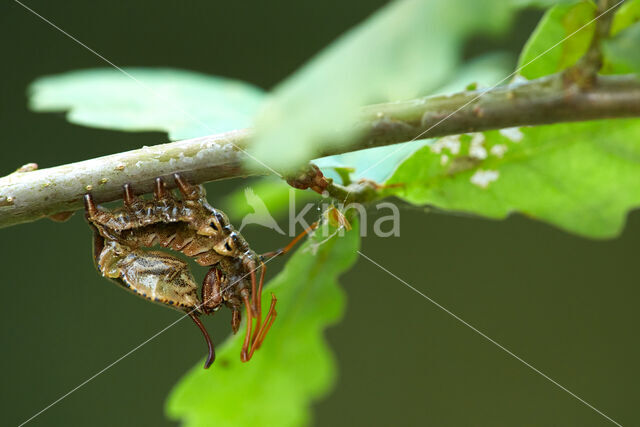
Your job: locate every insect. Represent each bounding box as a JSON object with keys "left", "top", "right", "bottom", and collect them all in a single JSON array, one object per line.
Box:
[
  {"left": 85, "top": 174, "right": 314, "bottom": 367},
  {"left": 87, "top": 223, "right": 215, "bottom": 366},
  {"left": 86, "top": 174, "right": 230, "bottom": 239}
]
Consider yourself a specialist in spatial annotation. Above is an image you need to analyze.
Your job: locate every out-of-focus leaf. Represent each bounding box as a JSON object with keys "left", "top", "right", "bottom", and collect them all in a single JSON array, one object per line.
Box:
[
  {"left": 610, "top": 0, "right": 640, "bottom": 36},
  {"left": 221, "top": 177, "right": 320, "bottom": 222},
  {"left": 167, "top": 220, "right": 360, "bottom": 427},
  {"left": 315, "top": 52, "right": 515, "bottom": 183},
  {"left": 29, "top": 68, "right": 265, "bottom": 139},
  {"left": 602, "top": 0, "right": 640, "bottom": 74},
  {"left": 432, "top": 52, "right": 515, "bottom": 95},
  {"left": 603, "top": 22, "right": 640, "bottom": 73},
  {"left": 511, "top": 0, "right": 578, "bottom": 6},
  {"left": 384, "top": 119, "right": 640, "bottom": 238},
  {"left": 315, "top": 142, "right": 429, "bottom": 184},
  {"left": 249, "top": 0, "right": 519, "bottom": 172},
  {"left": 517, "top": 0, "right": 596, "bottom": 79}
]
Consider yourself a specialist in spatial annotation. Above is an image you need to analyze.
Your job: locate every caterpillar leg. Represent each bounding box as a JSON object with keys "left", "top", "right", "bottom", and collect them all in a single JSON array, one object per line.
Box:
[
  {"left": 173, "top": 173, "right": 228, "bottom": 237},
  {"left": 83, "top": 186, "right": 145, "bottom": 232},
  {"left": 240, "top": 289, "right": 254, "bottom": 362},
  {"left": 250, "top": 294, "right": 277, "bottom": 354},
  {"left": 239, "top": 288, "right": 278, "bottom": 362},
  {"left": 122, "top": 183, "right": 140, "bottom": 207},
  {"left": 152, "top": 177, "right": 184, "bottom": 224},
  {"left": 84, "top": 193, "right": 121, "bottom": 240},
  {"left": 250, "top": 261, "right": 266, "bottom": 342},
  {"left": 240, "top": 221, "right": 320, "bottom": 360},
  {"left": 153, "top": 177, "right": 172, "bottom": 201},
  {"left": 83, "top": 193, "right": 98, "bottom": 220},
  {"left": 243, "top": 261, "right": 277, "bottom": 361},
  {"left": 174, "top": 173, "right": 203, "bottom": 201},
  {"left": 242, "top": 293, "right": 277, "bottom": 362},
  {"left": 231, "top": 308, "right": 241, "bottom": 334}
]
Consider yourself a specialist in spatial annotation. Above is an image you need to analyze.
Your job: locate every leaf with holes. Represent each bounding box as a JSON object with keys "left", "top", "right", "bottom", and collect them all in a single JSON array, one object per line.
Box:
[{"left": 383, "top": 119, "right": 640, "bottom": 238}]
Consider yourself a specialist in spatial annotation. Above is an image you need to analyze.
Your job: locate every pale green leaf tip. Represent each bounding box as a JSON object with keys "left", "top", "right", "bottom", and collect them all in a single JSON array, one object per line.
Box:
[{"left": 28, "top": 67, "right": 266, "bottom": 139}]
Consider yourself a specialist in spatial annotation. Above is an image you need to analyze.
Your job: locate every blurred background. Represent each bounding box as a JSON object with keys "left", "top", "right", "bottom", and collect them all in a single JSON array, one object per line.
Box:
[{"left": 1, "top": 1, "right": 638, "bottom": 426}]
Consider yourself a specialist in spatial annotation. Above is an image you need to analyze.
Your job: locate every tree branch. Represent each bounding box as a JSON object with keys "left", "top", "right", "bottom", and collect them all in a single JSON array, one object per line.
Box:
[{"left": 1, "top": 72, "right": 640, "bottom": 228}]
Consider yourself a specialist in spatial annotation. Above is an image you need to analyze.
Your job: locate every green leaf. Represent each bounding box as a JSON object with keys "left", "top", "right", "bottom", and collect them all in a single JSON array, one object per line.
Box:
[
  {"left": 603, "top": 22, "right": 640, "bottom": 73},
  {"left": 384, "top": 119, "right": 640, "bottom": 238},
  {"left": 315, "top": 142, "right": 429, "bottom": 184},
  {"left": 511, "top": 0, "right": 578, "bottom": 6},
  {"left": 517, "top": 1, "right": 596, "bottom": 79},
  {"left": 29, "top": 68, "right": 265, "bottom": 139},
  {"left": 610, "top": 0, "right": 640, "bottom": 36},
  {"left": 432, "top": 52, "right": 515, "bottom": 96},
  {"left": 166, "top": 220, "right": 360, "bottom": 427},
  {"left": 249, "top": 0, "right": 518, "bottom": 172},
  {"left": 602, "top": 0, "right": 640, "bottom": 74}
]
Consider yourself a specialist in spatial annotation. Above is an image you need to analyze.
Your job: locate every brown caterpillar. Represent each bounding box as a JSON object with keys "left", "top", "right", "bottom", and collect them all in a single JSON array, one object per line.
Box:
[
  {"left": 85, "top": 174, "right": 314, "bottom": 367},
  {"left": 87, "top": 221, "right": 216, "bottom": 367},
  {"left": 86, "top": 174, "right": 232, "bottom": 240}
]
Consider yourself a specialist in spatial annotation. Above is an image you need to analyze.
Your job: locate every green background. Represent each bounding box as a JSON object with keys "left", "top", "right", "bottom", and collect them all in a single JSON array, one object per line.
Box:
[{"left": 0, "top": 1, "right": 637, "bottom": 426}]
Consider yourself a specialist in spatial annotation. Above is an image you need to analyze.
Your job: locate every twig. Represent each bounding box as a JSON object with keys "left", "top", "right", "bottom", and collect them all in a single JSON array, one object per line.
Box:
[{"left": 1, "top": 73, "right": 640, "bottom": 228}]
